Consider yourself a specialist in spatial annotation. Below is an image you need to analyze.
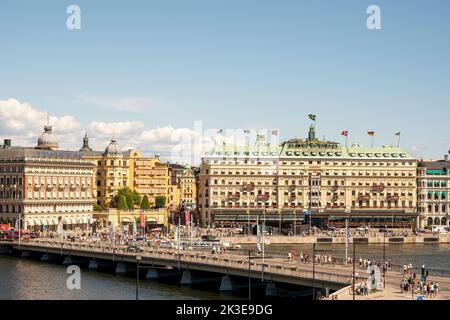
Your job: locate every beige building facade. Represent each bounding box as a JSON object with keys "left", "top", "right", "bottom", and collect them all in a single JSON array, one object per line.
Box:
[
  {"left": 200, "top": 126, "right": 418, "bottom": 229},
  {"left": 0, "top": 125, "right": 95, "bottom": 232},
  {"left": 79, "top": 135, "right": 168, "bottom": 209}
]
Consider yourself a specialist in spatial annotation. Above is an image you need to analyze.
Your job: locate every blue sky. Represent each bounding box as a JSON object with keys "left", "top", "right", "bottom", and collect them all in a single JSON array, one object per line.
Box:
[{"left": 0, "top": 0, "right": 449, "bottom": 161}]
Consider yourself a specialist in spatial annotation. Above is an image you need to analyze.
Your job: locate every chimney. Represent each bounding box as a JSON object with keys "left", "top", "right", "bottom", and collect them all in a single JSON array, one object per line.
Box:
[
  {"left": 445, "top": 155, "right": 449, "bottom": 161},
  {"left": 3, "top": 139, "right": 11, "bottom": 148}
]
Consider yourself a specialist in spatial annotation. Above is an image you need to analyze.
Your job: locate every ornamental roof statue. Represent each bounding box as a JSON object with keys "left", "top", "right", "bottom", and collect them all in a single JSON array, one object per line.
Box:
[
  {"left": 79, "top": 131, "right": 93, "bottom": 152},
  {"left": 36, "top": 117, "right": 59, "bottom": 151},
  {"left": 104, "top": 137, "right": 122, "bottom": 156}
]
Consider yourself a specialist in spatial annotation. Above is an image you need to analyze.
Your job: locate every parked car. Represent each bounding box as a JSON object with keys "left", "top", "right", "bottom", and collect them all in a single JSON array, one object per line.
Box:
[
  {"left": 126, "top": 245, "right": 143, "bottom": 253},
  {"left": 431, "top": 226, "right": 449, "bottom": 233}
]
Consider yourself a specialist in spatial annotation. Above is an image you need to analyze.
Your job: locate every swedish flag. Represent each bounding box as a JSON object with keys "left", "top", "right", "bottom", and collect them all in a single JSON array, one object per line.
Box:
[{"left": 308, "top": 114, "right": 316, "bottom": 121}]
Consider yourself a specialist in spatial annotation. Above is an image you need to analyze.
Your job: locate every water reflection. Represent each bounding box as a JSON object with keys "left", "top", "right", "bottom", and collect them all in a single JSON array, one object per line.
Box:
[{"left": 0, "top": 256, "right": 240, "bottom": 300}]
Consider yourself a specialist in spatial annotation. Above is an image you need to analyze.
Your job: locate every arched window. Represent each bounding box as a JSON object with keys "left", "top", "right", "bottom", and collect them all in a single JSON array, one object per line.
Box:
[
  {"left": 427, "top": 217, "right": 433, "bottom": 226},
  {"left": 442, "top": 217, "right": 447, "bottom": 226},
  {"left": 434, "top": 217, "right": 441, "bottom": 225}
]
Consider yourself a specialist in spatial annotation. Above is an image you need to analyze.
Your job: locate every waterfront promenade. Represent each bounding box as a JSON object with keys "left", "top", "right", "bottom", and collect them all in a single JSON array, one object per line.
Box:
[
  {"left": 2, "top": 239, "right": 450, "bottom": 299},
  {"left": 219, "top": 234, "right": 450, "bottom": 245}
]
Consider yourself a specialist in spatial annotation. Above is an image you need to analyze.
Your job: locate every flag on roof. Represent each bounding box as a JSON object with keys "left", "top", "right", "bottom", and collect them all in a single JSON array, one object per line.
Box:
[
  {"left": 272, "top": 130, "right": 279, "bottom": 136},
  {"left": 308, "top": 114, "right": 316, "bottom": 121},
  {"left": 394, "top": 132, "right": 401, "bottom": 136},
  {"left": 367, "top": 131, "right": 375, "bottom": 136},
  {"left": 341, "top": 130, "right": 348, "bottom": 137}
]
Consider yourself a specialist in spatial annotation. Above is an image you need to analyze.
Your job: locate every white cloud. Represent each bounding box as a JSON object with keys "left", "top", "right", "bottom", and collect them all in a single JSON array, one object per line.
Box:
[
  {"left": 0, "top": 98, "right": 81, "bottom": 148},
  {"left": 88, "top": 121, "right": 145, "bottom": 138},
  {"left": 0, "top": 98, "right": 212, "bottom": 164}
]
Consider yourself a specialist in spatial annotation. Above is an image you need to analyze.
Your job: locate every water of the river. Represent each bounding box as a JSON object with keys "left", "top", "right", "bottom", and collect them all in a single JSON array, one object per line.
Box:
[{"left": 0, "top": 255, "right": 241, "bottom": 300}]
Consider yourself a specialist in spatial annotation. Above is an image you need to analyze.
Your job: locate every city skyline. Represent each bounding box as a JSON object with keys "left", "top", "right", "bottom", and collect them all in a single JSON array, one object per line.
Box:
[
  {"left": 1, "top": 0, "right": 450, "bottom": 161},
  {"left": 0, "top": 100, "right": 447, "bottom": 164}
]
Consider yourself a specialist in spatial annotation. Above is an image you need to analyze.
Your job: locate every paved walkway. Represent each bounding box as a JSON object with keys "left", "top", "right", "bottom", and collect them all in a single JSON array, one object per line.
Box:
[{"left": 335, "top": 282, "right": 450, "bottom": 300}]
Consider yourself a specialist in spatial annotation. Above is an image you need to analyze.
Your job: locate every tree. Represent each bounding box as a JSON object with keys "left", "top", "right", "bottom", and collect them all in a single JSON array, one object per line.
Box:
[
  {"left": 111, "top": 187, "right": 141, "bottom": 210},
  {"left": 141, "top": 195, "right": 151, "bottom": 210},
  {"left": 155, "top": 196, "right": 166, "bottom": 209},
  {"left": 117, "top": 195, "right": 128, "bottom": 210},
  {"left": 93, "top": 204, "right": 103, "bottom": 212},
  {"left": 126, "top": 193, "right": 134, "bottom": 210},
  {"left": 133, "top": 191, "right": 141, "bottom": 206}
]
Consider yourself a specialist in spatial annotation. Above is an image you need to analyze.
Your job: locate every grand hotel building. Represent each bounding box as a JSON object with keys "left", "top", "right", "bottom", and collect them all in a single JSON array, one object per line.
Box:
[{"left": 199, "top": 125, "right": 418, "bottom": 229}]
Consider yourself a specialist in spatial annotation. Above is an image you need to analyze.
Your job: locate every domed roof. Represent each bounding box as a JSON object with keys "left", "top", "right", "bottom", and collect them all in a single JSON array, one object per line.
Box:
[
  {"left": 36, "top": 125, "right": 59, "bottom": 150},
  {"left": 104, "top": 138, "right": 122, "bottom": 156}
]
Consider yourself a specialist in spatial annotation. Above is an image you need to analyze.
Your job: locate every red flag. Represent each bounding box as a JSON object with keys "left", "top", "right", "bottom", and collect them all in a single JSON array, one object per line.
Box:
[
  {"left": 185, "top": 210, "right": 189, "bottom": 226},
  {"left": 341, "top": 130, "right": 348, "bottom": 137},
  {"left": 140, "top": 210, "right": 145, "bottom": 228}
]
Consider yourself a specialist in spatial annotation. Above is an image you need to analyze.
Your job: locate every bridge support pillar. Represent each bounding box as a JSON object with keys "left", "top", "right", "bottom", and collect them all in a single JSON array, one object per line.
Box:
[
  {"left": 88, "top": 259, "right": 99, "bottom": 270},
  {"left": 146, "top": 269, "right": 160, "bottom": 280},
  {"left": 21, "top": 251, "right": 32, "bottom": 259},
  {"left": 219, "top": 275, "right": 233, "bottom": 292},
  {"left": 41, "top": 253, "right": 61, "bottom": 263},
  {"left": 115, "top": 262, "right": 135, "bottom": 275},
  {"left": 146, "top": 268, "right": 184, "bottom": 281},
  {"left": 265, "top": 282, "right": 279, "bottom": 297},
  {"left": 63, "top": 256, "right": 75, "bottom": 266},
  {"left": 0, "top": 246, "right": 12, "bottom": 255},
  {"left": 180, "top": 270, "right": 193, "bottom": 285}
]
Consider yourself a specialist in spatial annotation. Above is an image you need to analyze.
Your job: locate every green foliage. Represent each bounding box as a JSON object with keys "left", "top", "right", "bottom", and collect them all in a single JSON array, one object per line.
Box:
[
  {"left": 155, "top": 196, "right": 166, "bottom": 209},
  {"left": 141, "top": 195, "right": 151, "bottom": 210},
  {"left": 117, "top": 194, "right": 128, "bottom": 210},
  {"left": 93, "top": 204, "right": 103, "bottom": 212},
  {"left": 111, "top": 187, "right": 141, "bottom": 210},
  {"left": 126, "top": 193, "right": 134, "bottom": 210},
  {"left": 133, "top": 192, "right": 141, "bottom": 206}
]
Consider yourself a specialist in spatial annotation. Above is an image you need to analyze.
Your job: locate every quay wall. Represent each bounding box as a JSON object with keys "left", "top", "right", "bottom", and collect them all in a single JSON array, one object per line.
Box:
[{"left": 220, "top": 235, "right": 450, "bottom": 245}]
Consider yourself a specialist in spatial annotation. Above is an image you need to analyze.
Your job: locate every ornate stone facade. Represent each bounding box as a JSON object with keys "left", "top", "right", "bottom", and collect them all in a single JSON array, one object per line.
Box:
[
  {"left": 0, "top": 132, "right": 95, "bottom": 231},
  {"left": 200, "top": 126, "right": 418, "bottom": 229}
]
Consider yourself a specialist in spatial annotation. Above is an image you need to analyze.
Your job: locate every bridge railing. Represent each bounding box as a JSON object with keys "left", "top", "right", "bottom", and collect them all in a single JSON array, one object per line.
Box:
[{"left": 5, "top": 240, "right": 362, "bottom": 284}]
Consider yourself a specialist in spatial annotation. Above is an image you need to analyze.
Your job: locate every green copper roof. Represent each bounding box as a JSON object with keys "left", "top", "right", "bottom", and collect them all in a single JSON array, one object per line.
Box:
[{"left": 203, "top": 125, "right": 414, "bottom": 160}]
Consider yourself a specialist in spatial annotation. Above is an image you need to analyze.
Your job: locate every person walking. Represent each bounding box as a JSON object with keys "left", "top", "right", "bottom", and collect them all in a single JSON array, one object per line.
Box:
[{"left": 359, "top": 257, "right": 363, "bottom": 268}]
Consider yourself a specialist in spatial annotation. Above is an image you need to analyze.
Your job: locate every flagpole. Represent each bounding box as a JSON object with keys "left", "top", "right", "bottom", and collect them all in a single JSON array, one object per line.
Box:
[
  {"left": 345, "top": 134, "right": 348, "bottom": 148},
  {"left": 397, "top": 133, "right": 401, "bottom": 147},
  {"left": 371, "top": 135, "right": 375, "bottom": 148}
]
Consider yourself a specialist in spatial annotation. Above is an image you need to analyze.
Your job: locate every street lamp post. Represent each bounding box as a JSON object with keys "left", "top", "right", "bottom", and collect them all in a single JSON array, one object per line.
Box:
[
  {"left": 248, "top": 250, "right": 251, "bottom": 300},
  {"left": 312, "top": 243, "right": 316, "bottom": 300},
  {"left": 345, "top": 218, "right": 348, "bottom": 264},
  {"left": 18, "top": 211, "right": 21, "bottom": 250},
  {"left": 177, "top": 216, "right": 181, "bottom": 270},
  {"left": 294, "top": 210, "right": 296, "bottom": 236},
  {"left": 136, "top": 254, "right": 141, "bottom": 300},
  {"left": 262, "top": 212, "right": 265, "bottom": 282},
  {"left": 383, "top": 232, "right": 386, "bottom": 289},
  {"left": 352, "top": 241, "right": 356, "bottom": 301}
]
